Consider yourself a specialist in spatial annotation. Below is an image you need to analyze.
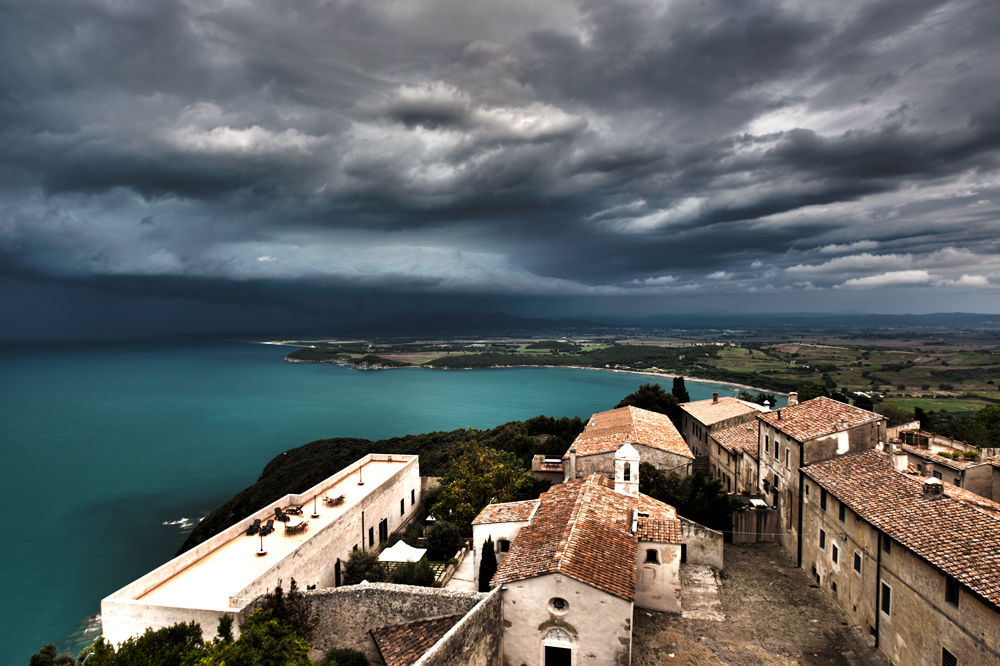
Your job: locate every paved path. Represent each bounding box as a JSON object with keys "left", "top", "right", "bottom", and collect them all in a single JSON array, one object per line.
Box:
[
  {"left": 680, "top": 564, "right": 725, "bottom": 622},
  {"left": 444, "top": 550, "right": 476, "bottom": 592}
]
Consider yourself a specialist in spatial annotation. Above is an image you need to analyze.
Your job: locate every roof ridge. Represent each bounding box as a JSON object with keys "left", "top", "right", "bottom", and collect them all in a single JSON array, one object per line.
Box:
[{"left": 555, "top": 477, "right": 594, "bottom": 567}]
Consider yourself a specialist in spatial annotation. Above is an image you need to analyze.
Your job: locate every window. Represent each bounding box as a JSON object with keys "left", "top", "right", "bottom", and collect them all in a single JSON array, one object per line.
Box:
[
  {"left": 811, "top": 565, "right": 820, "bottom": 584},
  {"left": 765, "top": 435, "right": 770, "bottom": 454},
  {"left": 942, "top": 648, "right": 957, "bottom": 666},
  {"left": 806, "top": 484, "right": 810, "bottom": 496},
  {"left": 832, "top": 544, "right": 839, "bottom": 564},
  {"left": 623, "top": 464, "right": 631, "bottom": 481},
  {"left": 645, "top": 549, "right": 659, "bottom": 564},
  {"left": 953, "top": 478, "right": 962, "bottom": 487},
  {"left": 369, "top": 526, "right": 375, "bottom": 548},
  {"left": 820, "top": 530, "right": 826, "bottom": 549},
  {"left": 882, "top": 536, "right": 892, "bottom": 555},
  {"left": 785, "top": 449, "right": 790, "bottom": 468},
  {"left": 499, "top": 539, "right": 510, "bottom": 552},
  {"left": 401, "top": 498, "right": 405, "bottom": 516},
  {"left": 776, "top": 443, "right": 780, "bottom": 460},
  {"left": 411, "top": 489, "right": 415, "bottom": 505},
  {"left": 831, "top": 581, "right": 837, "bottom": 594},
  {"left": 821, "top": 490, "right": 827, "bottom": 511},
  {"left": 881, "top": 583, "right": 892, "bottom": 615},
  {"left": 839, "top": 503, "right": 846, "bottom": 522},
  {"left": 854, "top": 553, "right": 862, "bottom": 574},
  {"left": 933, "top": 471, "right": 943, "bottom": 480},
  {"left": 946, "top": 575, "right": 960, "bottom": 608}
]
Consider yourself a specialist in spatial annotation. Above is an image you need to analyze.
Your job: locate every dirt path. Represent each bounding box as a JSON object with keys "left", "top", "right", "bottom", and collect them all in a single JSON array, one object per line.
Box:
[{"left": 633, "top": 542, "right": 884, "bottom": 666}]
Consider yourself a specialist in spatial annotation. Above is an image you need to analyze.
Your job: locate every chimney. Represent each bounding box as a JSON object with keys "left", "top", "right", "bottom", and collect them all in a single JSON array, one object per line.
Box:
[
  {"left": 762, "top": 400, "right": 771, "bottom": 412},
  {"left": 923, "top": 477, "right": 944, "bottom": 501},
  {"left": 837, "top": 420, "right": 847, "bottom": 431},
  {"left": 777, "top": 409, "right": 782, "bottom": 420},
  {"left": 712, "top": 392, "right": 719, "bottom": 404},
  {"left": 787, "top": 392, "right": 798, "bottom": 407},
  {"left": 891, "top": 444, "right": 908, "bottom": 472},
  {"left": 566, "top": 446, "right": 577, "bottom": 482}
]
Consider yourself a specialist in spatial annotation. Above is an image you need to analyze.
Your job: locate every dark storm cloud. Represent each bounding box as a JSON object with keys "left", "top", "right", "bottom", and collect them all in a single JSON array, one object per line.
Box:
[{"left": 1, "top": 0, "right": 999, "bottom": 334}]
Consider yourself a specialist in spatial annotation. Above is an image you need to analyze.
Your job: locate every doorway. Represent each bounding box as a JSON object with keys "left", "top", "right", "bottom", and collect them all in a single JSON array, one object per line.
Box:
[{"left": 544, "top": 646, "right": 571, "bottom": 666}]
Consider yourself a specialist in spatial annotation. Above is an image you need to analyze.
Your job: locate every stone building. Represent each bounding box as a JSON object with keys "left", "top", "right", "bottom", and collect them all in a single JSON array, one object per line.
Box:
[
  {"left": 757, "top": 397, "right": 886, "bottom": 554},
  {"left": 679, "top": 394, "right": 766, "bottom": 482},
  {"left": 562, "top": 405, "right": 693, "bottom": 482},
  {"left": 476, "top": 444, "right": 693, "bottom": 666},
  {"left": 708, "top": 420, "right": 759, "bottom": 494},
  {"left": 966, "top": 459, "right": 1000, "bottom": 502},
  {"left": 102, "top": 454, "right": 422, "bottom": 646},
  {"left": 801, "top": 449, "right": 1000, "bottom": 665}
]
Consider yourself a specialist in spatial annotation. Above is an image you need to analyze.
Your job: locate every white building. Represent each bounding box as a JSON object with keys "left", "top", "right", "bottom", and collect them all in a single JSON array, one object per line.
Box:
[
  {"left": 475, "top": 445, "right": 689, "bottom": 666},
  {"left": 102, "top": 454, "right": 421, "bottom": 645}
]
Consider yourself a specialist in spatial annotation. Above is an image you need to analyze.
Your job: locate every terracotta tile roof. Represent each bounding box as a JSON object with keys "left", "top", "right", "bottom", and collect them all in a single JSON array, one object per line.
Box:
[
  {"left": 757, "top": 396, "right": 884, "bottom": 442},
  {"left": 489, "top": 475, "right": 682, "bottom": 601},
  {"left": 371, "top": 614, "right": 464, "bottom": 666},
  {"left": 680, "top": 397, "right": 765, "bottom": 426},
  {"left": 471, "top": 499, "right": 539, "bottom": 525},
  {"left": 564, "top": 406, "right": 691, "bottom": 460},
  {"left": 711, "top": 421, "right": 760, "bottom": 460},
  {"left": 901, "top": 444, "right": 978, "bottom": 471},
  {"left": 804, "top": 450, "right": 1000, "bottom": 608}
]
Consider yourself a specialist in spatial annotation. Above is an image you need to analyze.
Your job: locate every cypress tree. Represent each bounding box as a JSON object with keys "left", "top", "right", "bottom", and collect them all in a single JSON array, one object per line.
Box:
[
  {"left": 672, "top": 376, "right": 690, "bottom": 403},
  {"left": 479, "top": 536, "right": 497, "bottom": 592}
]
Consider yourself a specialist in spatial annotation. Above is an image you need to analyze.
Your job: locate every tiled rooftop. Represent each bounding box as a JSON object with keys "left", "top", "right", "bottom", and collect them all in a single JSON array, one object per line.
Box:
[
  {"left": 371, "top": 614, "right": 464, "bottom": 666},
  {"left": 804, "top": 450, "right": 1000, "bottom": 608},
  {"left": 490, "top": 474, "right": 681, "bottom": 601},
  {"left": 758, "top": 396, "right": 884, "bottom": 442},
  {"left": 680, "top": 397, "right": 765, "bottom": 426},
  {"left": 564, "top": 406, "right": 692, "bottom": 460},
  {"left": 471, "top": 499, "right": 539, "bottom": 525},
  {"left": 711, "top": 421, "right": 760, "bottom": 460},
  {"left": 901, "top": 444, "right": 979, "bottom": 471}
]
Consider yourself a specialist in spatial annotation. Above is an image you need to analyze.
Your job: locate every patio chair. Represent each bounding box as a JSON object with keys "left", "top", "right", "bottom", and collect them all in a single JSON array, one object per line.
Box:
[
  {"left": 246, "top": 518, "right": 261, "bottom": 536},
  {"left": 261, "top": 519, "right": 275, "bottom": 536}
]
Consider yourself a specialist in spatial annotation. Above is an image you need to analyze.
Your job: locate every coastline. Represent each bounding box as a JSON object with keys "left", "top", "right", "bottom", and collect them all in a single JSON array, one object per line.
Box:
[{"left": 281, "top": 353, "right": 787, "bottom": 397}]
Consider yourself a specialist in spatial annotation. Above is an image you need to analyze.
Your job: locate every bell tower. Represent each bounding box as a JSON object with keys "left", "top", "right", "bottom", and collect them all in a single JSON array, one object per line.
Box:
[{"left": 614, "top": 442, "right": 640, "bottom": 497}]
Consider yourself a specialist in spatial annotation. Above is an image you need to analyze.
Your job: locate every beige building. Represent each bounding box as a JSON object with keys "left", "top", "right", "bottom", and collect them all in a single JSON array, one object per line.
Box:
[
  {"left": 801, "top": 450, "right": 1000, "bottom": 665},
  {"left": 102, "top": 454, "right": 421, "bottom": 645},
  {"left": 967, "top": 459, "right": 1000, "bottom": 501},
  {"left": 757, "top": 397, "right": 886, "bottom": 554},
  {"left": 708, "top": 420, "right": 759, "bottom": 494},
  {"left": 477, "top": 444, "right": 690, "bottom": 666},
  {"left": 562, "top": 405, "right": 693, "bottom": 482},
  {"left": 681, "top": 393, "right": 767, "bottom": 464}
]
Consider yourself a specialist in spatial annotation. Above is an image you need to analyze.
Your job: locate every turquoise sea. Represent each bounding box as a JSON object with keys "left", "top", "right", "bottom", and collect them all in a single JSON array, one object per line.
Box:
[{"left": 0, "top": 339, "right": 783, "bottom": 665}]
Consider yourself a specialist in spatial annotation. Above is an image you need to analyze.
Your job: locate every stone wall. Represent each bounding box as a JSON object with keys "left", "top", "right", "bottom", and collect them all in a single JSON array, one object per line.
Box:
[
  {"left": 730, "top": 506, "right": 780, "bottom": 544},
  {"left": 680, "top": 517, "right": 724, "bottom": 569},
  {"left": 290, "top": 583, "right": 486, "bottom": 664},
  {"left": 414, "top": 587, "right": 503, "bottom": 666}
]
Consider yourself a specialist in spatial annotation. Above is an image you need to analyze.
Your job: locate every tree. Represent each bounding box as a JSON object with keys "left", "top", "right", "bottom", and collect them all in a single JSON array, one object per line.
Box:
[
  {"left": 973, "top": 405, "right": 1000, "bottom": 435},
  {"left": 425, "top": 521, "right": 463, "bottom": 560},
  {"left": 88, "top": 622, "right": 204, "bottom": 666},
  {"left": 196, "top": 610, "right": 311, "bottom": 666},
  {"left": 739, "top": 390, "right": 777, "bottom": 406},
  {"left": 797, "top": 383, "right": 829, "bottom": 402},
  {"left": 914, "top": 407, "right": 930, "bottom": 431},
  {"left": 616, "top": 383, "right": 678, "bottom": 415},
  {"left": 390, "top": 559, "right": 436, "bottom": 587},
  {"left": 479, "top": 536, "right": 497, "bottom": 592},
  {"left": 638, "top": 464, "right": 745, "bottom": 534},
  {"left": 318, "top": 648, "right": 369, "bottom": 666},
  {"left": 342, "top": 548, "right": 388, "bottom": 585},
  {"left": 28, "top": 644, "right": 75, "bottom": 666},
  {"left": 254, "top": 580, "right": 317, "bottom": 640},
  {"left": 431, "top": 439, "right": 535, "bottom": 526},
  {"left": 672, "top": 376, "right": 690, "bottom": 403},
  {"left": 877, "top": 403, "right": 915, "bottom": 427}
]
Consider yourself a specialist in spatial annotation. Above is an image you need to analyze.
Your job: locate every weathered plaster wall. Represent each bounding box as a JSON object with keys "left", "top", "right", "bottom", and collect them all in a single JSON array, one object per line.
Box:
[
  {"left": 573, "top": 447, "right": 692, "bottom": 482},
  {"left": 737, "top": 451, "right": 758, "bottom": 494},
  {"left": 804, "top": 421, "right": 883, "bottom": 463},
  {"left": 472, "top": 520, "right": 531, "bottom": 590},
  {"left": 502, "top": 573, "right": 633, "bottom": 666},
  {"left": 415, "top": 587, "right": 503, "bottom": 666},
  {"left": 965, "top": 464, "right": 1000, "bottom": 501},
  {"left": 287, "top": 583, "right": 486, "bottom": 664},
  {"left": 730, "top": 506, "right": 780, "bottom": 544},
  {"left": 635, "top": 543, "right": 681, "bottom": 612},
  {"left": 680, "top": 517, "right": 724, "bottom": 569},
  {"left": 801, "top": 477, "right": 1000, "bottom": 666}
]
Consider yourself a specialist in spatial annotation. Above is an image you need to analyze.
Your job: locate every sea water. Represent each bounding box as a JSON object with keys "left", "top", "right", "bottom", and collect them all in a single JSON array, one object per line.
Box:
[{"left": 0, "top": 339, "right": 781, "bottom": 665}]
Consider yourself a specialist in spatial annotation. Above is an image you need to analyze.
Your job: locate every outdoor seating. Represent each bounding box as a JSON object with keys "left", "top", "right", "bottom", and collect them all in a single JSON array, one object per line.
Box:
[
  {"left": 285, "top": 505, "right": 303, "bottom": 515},
  {"left": 246, "top": 518, "right": 261, "bottom": 536},
  {"left": 284, "top": 517, "right": 308, "bottom": 535},
  {"left": 260, "top": 519, "right": 275, "bottom": 536},
  {"left": 274, "top": 507, "right": 289, "bottom": 522},
  {"left": 323, "top": 493, "right": 346, "bottom": 507}
]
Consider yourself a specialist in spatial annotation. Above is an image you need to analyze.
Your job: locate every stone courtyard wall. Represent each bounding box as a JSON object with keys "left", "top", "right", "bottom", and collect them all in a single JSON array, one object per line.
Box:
[
  {"left": 414, "top": 586, "right": 503, "bottom": 666},
  {"left": 288, "top": 583, "right": 486, "bottom": 664}
]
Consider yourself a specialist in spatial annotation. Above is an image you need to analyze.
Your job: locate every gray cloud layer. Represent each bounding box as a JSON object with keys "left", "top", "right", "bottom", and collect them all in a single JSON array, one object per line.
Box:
[{"left": 2, "top": 0, "right": 999, "bottom": 329}]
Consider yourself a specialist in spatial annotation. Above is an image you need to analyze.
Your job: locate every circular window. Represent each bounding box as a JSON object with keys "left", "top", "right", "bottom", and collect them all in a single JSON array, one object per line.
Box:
[{"left": 548, "top": 597, "right": 569, "bottom": 614}]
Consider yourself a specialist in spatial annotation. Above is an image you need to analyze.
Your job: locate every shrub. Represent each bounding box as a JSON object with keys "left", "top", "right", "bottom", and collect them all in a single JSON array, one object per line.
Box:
[
  {"left": 479, "top": 536, "right": 497, "bottom": 592},
  {"left": 342, "top": 548, "right": 388, "bottom": 585},
  {"left": 426, "top": 521, "right": 463, "bottom": 560},
  {"left": 318, "top": 648, "right": 369, "bottom": 666},
  {"left": 390, "top": 559, "right": 436, "bottom": 587}
]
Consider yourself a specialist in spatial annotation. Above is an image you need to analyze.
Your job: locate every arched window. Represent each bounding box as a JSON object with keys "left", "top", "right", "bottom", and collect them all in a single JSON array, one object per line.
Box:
[
  {"left": 545, "top": 628, "right": 572, "bottom": 643},
  {"left": 623, "top": 463, "right": 631, "bottom": 481},
  {"left": 645, "top": 549, "right": 659, "bottom": 564}
]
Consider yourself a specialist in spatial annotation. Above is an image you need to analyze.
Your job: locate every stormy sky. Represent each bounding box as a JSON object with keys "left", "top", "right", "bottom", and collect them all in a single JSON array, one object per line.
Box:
[{"left": 2, "top": 0, "right": 1000, "bottom": 339}]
